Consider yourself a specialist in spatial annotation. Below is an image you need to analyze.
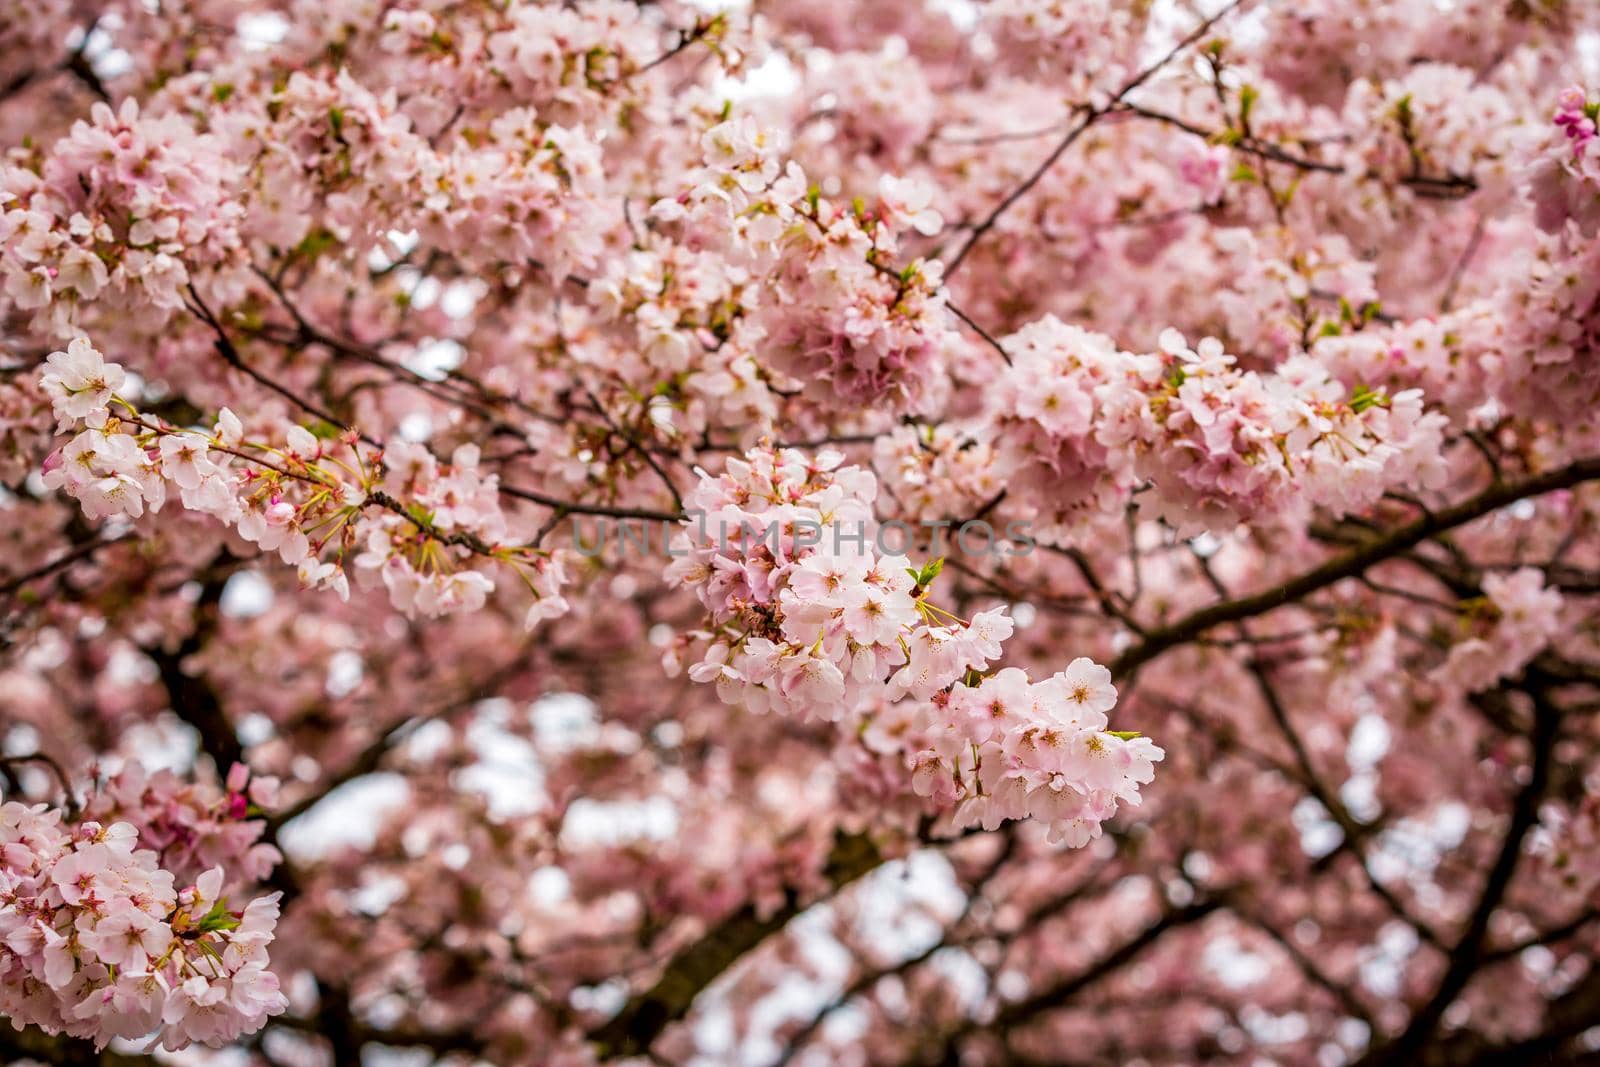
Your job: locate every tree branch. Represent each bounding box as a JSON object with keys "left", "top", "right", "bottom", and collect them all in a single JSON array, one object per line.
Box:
[
  {"left": 589, "top": 829, "right": 883, "bottom": 1058},
  {"left": 942, "top": 0, "right": 1253, "bottom": 278},
  {"left": 1355, "top": 686, "right": 1561, "bottom": 1067},
  {"left": 928, "top": 899, "right": 1221, "bottom": 1063},
  {"left": 1112, "top": 456, "right": 1600, "bottom": 679}
]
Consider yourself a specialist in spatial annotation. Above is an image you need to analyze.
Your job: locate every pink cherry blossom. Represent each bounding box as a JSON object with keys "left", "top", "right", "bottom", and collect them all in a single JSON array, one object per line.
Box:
[{"left": 0, "top": 4, "right": 1598, "bottom": 1066}]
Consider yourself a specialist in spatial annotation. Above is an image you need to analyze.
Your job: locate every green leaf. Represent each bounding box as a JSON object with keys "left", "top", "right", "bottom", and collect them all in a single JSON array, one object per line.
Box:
[
  {"left": 1349, "top": 384, "right": 1386, "bottom": 413},
  {"left": 291, "top": 227, "right": 338, "bottom": 264},
  {"left": 908, "top": 557, "right": 944, "bottom": 589},
  {"left": 907, "top": 557, "right": 945, "bottom": 589},
  {"left": 1393, "top": 93, "right": 1415, "bottom": 130},
  {"left": 1105, "top": 730, "right": 1143, "bottom": 740},
  {"left": 1238, "top": 84, "right": 1259, "bottom": 127},
  {"left": 197, "top": 898, "right": 241, "bottom": 934}
]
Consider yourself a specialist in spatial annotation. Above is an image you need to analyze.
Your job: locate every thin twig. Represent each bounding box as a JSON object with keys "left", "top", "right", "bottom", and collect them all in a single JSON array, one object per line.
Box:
[{"left": 943, "top": 0, "right": 1254, "bottom": 279}]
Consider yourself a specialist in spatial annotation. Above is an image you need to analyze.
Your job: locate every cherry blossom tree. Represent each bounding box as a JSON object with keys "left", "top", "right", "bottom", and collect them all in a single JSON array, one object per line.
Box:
[{"left": 2, "top": 0, "right": 1599, "bottom": 1063}]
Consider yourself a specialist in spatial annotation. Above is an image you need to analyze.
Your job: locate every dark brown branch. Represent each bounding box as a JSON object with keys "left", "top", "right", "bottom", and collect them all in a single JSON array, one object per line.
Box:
[
  {"left": 1355, "top": 687, "right": 1560, "bottom": 1067},
  {"left": 188, "top": 285, "right": 368, "bottom": 442},
  {"left": 589, "top": 829, "right": 883, "bottom": 1058},
  {"left": 143, "top": 560, "right": 244, "bottom": 774},
  {"left": 62, "top": 51, "right": 109, "bottom": 103},
  {"left": 1234, "top": 907, "right": 1375, "bottom": 1026},
  {"left": 1111, "top": 456, "right": 1600, "bottom": 679},
  {"left": 1056, "top": 545, "right": 1145, "bottom": 633},
  {"left": 935, "top": 898, "right": 1221, "bottom": 1058},
  {"left": 1, "top": 534, "right": 131, "bottom": 599},
  {"left": 945, "top": 300, "right": 1012, "bottom": 364},
  {"left": 1113, "top": 102, "right": 1479, "bottom": 197},
  {"left": 268, "top": 653, "right": 532, "bottom": 828},
  {"left": 0, "top": 753, "right": 80, "bottom": 815},
  {"left": 499, "top": 483, "right": 683, "bottom": 523}
]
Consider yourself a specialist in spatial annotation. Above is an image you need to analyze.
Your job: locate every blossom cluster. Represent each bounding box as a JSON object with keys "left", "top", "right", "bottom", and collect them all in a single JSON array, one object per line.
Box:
[
  {"left": 665, "top": 443, "right": 1010, "bottom": 722},
  {"left": 1342, "top": 64, "right": 1519, "bottom": 192},
  {"left": 980, "top": 318, "right": 1449, "bottom": 543},
  {"left": 872, "top": 424, "right": 1002, "bottom": 527},
  {"left": 37, "top": 338, "right": 568, "bottom": 627},
  {"left": 1493, "top": 227, "right": 1600, "bottom": 419},
  {"left": 1136, "top": 330, "right": 1449, "bottom": 531},
  {"left": 985, "top": 0, "right": 1142, "bottom": 97},
  {"left": 585, "top": 241, "right": 782, "bottom": 442},
  {"left": 1209, "top": 230, "right": 1378, "bottom": 358},
  {"left": 1252, "top": 0, "right": 1415, "bottom": 107},
  {"left": 1433, "top": 568, "right": 1565, "bottom": 693},
  {"left": 653, "top": 119, "right": 957, "bottom": 415},
  {"left": 910, "top": 662, "right": 1164, "bottom": 847},
  {"left": 1311, "top": 79, "right": 1600, "bottom": 427},
  {"left": 481, "top": 0, "right": 671, "bottom": 118},
  {"left": 79, "top": 763, "right": 282, "bottom": 887},
  {"left": 1529, "top": 86, "right": 1600, "bottom": 236},
  {"left": 667, "top": 443, "right": 1158, "bottom": 846},
  {"left": 982, "top": 318, "right": 1156, "bottom": 546},
  {"left": 1308, "top": 305, "right": 1497, "bottom": 420},
  {"left": 0, "top": 99, "right": 243, "bottom": 336},
  {"left": 412, "top": 108, "right": 607, "bottom": 279},
  {"left": 210, "top": 68, "right": 610, "bottom": 279},
  {"left": 0, "top": 802, "right": 286, "bottom": 1051}
]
